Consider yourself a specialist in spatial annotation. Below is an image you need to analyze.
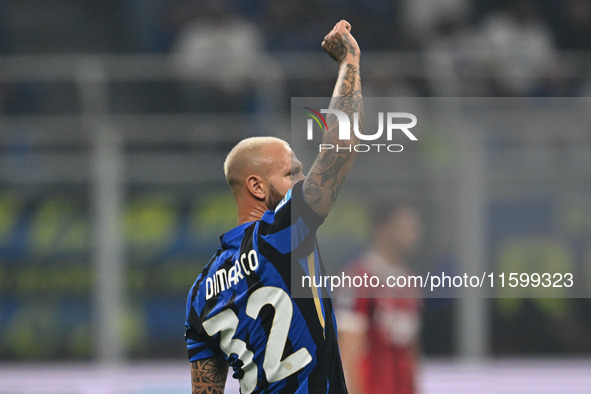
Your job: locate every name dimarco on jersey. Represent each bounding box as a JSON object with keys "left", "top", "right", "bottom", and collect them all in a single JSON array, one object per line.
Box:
[{"left": 205, "top": 249, "right": 259, "bottom": 300}]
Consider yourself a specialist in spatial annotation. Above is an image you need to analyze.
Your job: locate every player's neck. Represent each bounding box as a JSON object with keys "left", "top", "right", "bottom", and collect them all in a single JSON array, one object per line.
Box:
[{"left": 236, "top": 202, "right": 268, "bottom": 225}]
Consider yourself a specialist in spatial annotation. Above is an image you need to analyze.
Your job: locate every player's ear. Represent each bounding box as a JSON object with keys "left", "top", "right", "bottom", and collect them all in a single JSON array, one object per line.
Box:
[{"left": 246, "top": 175, "right": 266, "bottom": 200}]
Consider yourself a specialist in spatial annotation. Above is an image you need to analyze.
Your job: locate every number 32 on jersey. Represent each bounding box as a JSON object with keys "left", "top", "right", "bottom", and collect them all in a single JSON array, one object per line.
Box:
[{"left": 202, "top": 287, "right": 312, "bottom": 393}]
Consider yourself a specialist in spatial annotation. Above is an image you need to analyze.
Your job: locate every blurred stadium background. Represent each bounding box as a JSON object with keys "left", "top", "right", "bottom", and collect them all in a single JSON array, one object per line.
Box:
[{"left": 1, "top": 0, "right": 591, "bottom": 392}]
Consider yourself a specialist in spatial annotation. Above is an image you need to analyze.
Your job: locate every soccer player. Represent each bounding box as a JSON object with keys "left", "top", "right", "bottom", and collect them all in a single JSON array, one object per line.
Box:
[
  {"left": 185, "top": 20, "right": 362, "bottom": 393},
  {"left": 337, "top": 200, "right": 422, "bottom": 394}
]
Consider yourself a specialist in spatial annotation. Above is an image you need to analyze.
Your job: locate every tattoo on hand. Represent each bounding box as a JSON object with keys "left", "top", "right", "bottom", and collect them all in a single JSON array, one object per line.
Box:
[
  {"left": 324, "top": 40, "right": 347, "bottom": 62},
  {"left": 324, "top": 33, "right": 358, "bottom": 62}
]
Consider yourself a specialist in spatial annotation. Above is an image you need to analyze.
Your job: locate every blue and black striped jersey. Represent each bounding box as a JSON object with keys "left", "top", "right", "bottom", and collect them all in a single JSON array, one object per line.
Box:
[{"left": 185, "top": 180, "right": 347, "bottom": 393}]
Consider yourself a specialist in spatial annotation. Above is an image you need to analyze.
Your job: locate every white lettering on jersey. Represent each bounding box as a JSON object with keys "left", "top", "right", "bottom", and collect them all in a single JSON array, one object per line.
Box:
[{"left": 206, "top": 249, "right": 259, "bottom": 300}]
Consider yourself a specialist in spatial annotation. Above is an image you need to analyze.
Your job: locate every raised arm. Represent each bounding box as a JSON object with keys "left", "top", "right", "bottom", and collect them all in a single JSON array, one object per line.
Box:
[
  {"left": 303, "top": 20, "right": 363, "bottom": 217},
  {"left": 190, "top": 355, "right": 228, "bottom": 394}
]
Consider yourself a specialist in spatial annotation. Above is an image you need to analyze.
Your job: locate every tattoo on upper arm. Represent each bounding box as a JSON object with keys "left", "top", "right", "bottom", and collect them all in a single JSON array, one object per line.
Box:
[
  {"left": 191, "top": 356, "right": 228, "bottom": 394},
  {"left": 309, "top": 153, "right": 349, "bottom": 203},
  {"left": 303, "top": 177, "right": 322, "bottom": 206}
]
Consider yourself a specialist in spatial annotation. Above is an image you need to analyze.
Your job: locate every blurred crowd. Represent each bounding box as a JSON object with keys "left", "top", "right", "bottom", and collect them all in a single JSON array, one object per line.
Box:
[
  {"left": 119, "top": 0, "right": 589, "bottom": 97},
  {"left": 133, "top": 0, "right": 590, "bottom": 97},
  {"left": 121, "top": 0, "right": 591, "bottom": 53},
  {"left": 1, "top": 0, "right": 591, "bottom": 112}
]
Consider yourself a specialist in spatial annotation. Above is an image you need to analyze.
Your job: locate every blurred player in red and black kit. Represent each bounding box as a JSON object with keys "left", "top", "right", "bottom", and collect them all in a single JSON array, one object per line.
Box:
[{"left": 337, "top": 200, "right": 423, "bottom": 394}]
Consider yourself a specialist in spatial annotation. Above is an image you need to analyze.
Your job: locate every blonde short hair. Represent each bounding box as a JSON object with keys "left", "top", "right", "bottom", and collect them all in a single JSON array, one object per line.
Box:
[{"left": 223, "top": 136, "right": 289, "bottom": 187}]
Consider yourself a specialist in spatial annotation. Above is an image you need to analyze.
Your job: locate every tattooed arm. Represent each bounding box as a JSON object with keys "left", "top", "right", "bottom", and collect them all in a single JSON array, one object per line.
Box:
[
  {"left": 303, "top": 20, "right": 363, "bottom": 217},
  {"left": 190, "top": 355, "right": 229, "bottom": 394}
]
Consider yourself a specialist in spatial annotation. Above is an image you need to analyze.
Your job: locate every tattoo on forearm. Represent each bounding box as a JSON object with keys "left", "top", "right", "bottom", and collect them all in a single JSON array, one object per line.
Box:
[
  {"left": 191, "top": 357, "right": 228, "bottom": 394},
  {"left": 338, "top": 64, "right": 360, "bottom": 98}
]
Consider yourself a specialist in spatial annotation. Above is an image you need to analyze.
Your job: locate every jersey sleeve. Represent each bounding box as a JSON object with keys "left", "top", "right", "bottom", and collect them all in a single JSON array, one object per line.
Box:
[{"left": 185, "top": 280, "right": 219, "bottom": 362}]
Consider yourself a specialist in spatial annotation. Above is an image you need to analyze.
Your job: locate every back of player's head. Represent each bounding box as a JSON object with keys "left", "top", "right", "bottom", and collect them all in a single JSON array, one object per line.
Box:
[{"left": 224, "top": 136, "right": 290, "bottom": 192}]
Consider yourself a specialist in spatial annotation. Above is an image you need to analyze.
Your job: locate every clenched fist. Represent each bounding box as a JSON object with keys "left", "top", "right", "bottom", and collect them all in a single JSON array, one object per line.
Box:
[{"left": 321, "top": 20, "right": 360, "bottom": 64}]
